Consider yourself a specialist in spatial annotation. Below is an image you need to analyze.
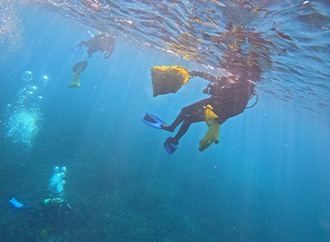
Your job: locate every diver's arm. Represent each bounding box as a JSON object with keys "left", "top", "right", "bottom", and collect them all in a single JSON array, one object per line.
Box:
[
  {"left": 189, "top": 71, "right": 219, "bottom": 83},
  {"left": 77, "top": 40, "right": 89, "bottom": 48},
  {"left": 104, "top": 38, "right": 115, "bottom": 59},
  {"left": 73, "top": 40, "right": 89, "bottom": 54}
]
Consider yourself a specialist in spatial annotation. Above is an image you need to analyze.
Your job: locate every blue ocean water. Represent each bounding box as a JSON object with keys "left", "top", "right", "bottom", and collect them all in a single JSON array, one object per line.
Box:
[{"left": 0, "top": 1, "right": 330, "bottom": 241}]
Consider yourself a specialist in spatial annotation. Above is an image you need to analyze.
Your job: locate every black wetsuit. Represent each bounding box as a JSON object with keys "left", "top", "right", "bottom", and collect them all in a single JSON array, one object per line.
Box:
[
  {"left": 77, "top": 32, "right": 115, "bottom": 59},
  {"left": 165, "top": 71, "right": 255, "bottom": 144}
]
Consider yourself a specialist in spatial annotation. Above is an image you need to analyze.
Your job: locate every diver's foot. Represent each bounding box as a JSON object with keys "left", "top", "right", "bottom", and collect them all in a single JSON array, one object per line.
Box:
[
  {"left": 166, "top": 137, "right": 179, "bottom": 146},
  {"left": 164, "top": 137, "right": 178, "bottom": 155},
  {"left": 161, "top": 124, "right": 175, "bottom": 132}
]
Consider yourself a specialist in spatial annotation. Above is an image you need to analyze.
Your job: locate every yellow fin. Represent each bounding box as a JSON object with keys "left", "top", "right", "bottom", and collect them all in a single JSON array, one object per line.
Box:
[
  {"left": 68, "top": 72, "right": 81, "bottom": 88},
  {"left": 40, "top": 224, "right": 51, "bottom": 242},
  {"left": 68, "top": 61, "right": 88, "bottom": 88},
  {"left": 199, "top": 123, "right": 220, "bottom": 152},
  {"left": 151, "top": 66, "right": 191, "bottom": 97},
  {"left": 198, "top": 105, "right": 220, "bottom": 152}
]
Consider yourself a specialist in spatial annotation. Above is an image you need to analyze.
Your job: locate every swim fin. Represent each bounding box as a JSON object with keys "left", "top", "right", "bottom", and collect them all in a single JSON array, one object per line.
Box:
[
  {"left": 142, "top": 112, "right": 166, "bottom": 129},
  {"left": 198, "top": 105, "right": 220, "bottom": 152},
  {"left": 9, "top": 197, "right": 24, "bottom": 209},
  {"left": 68, "top": 60, "right": 88, "bottom": 88},
  {"left": 72, "top": 45, "right": 81, "bottom": 54},
  {"left": 164, "top": 140, "right": 177, "bottom": 155},
  {"left": 88, "top": 31, "right": 95, "bottom": 39}
]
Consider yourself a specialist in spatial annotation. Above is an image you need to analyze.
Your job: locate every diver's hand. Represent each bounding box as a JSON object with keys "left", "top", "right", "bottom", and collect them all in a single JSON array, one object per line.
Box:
[
  {"left": 104, "top": 52, "right": 111, "bottom": 59},
  {"left": 203, "top": 87, "right": 209, "bottom": 95}
]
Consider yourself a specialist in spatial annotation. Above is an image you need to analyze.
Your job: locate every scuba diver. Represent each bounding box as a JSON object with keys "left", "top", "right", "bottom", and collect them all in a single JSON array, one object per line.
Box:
[
  {"left": 142, "top": 70, "right": 257, "bottom": 155},
  {"left": 9, "top": 197, "right": 73, "bottom": 241},
  {"left": 69, "top": 31, "right": 116, "bottom": 88},
  {"left": 73, "top": 31, "right": 116, "bottom": 59},
  {"left": 9, "top": 197, "right": 72, "bottom": 217}
]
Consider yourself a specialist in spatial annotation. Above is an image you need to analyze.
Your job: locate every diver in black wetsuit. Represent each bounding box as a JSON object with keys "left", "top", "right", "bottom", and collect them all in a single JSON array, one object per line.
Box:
[
  {"left": 74, "top": 32, "right": 116, "bottom": 59},
  {"left": 69, "top": 32, "right": 116, "bottom": 88},
  {"left": 162, "top": 71, "right": 256, "bottom": 146},
  {"left": 142, "top": 70, "right": 257, "bottom": 154}
]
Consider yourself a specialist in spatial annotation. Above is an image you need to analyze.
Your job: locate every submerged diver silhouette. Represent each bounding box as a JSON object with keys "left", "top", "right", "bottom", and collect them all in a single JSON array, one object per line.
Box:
[
  {"left": 73, "top": 32, "right": 115, "bottom": 59},
  {"left": 143, "top": 70, "right": 257, "bottom": 155},
  {"left": 69, "top": 32, "right": 116, "bottom": 88}
]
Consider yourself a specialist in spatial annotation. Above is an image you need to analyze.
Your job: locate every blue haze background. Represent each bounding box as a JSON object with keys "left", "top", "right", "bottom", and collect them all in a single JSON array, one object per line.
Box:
[{"left": 1, "top": 3, "right": 330, "bottom": 242}]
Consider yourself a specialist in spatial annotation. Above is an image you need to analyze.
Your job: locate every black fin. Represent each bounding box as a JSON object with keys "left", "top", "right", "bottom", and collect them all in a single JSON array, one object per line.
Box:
[{"left": 72, "top": 60, "right": 88, "bottom": 72}]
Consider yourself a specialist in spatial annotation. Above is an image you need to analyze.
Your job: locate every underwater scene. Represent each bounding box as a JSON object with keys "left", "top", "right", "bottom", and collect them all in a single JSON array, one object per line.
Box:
[{"left": 0, "top": 0, "right": 330, "bottom": 241}]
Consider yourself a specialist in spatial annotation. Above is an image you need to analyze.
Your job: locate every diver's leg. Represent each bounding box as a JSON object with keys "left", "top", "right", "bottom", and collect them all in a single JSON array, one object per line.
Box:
[
  {"left": 167, "top": 114, "right": 204, "bottom": 145},
  {"left": 163, "top": 98, "right": 211, "bottom": 132},
  {"left": 77, "top": 40, "right": 88, "bottom": 48},
  {"left": 87, "top": 50, "right": 92, "bottom": 58},
  {"left": 162, "top": 107, "right": 190, "bottom": 132}
]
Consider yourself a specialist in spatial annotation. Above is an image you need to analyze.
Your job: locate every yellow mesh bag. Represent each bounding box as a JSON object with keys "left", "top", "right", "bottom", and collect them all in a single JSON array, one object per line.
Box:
[{"left": 151, "top": 66, "right": 191, "bottom": 97}]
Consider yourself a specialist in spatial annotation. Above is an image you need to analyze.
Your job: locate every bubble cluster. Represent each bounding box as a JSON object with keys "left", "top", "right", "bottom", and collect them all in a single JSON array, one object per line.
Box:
[
  {"left": 4, "top": 71, "right": 49, "bottom": 150},
  {"left": 6, "top": 108, "right": 41, "bottom": 147},
  {"left": 48, "top": 166, "right": 67, "bottom": 197}
]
